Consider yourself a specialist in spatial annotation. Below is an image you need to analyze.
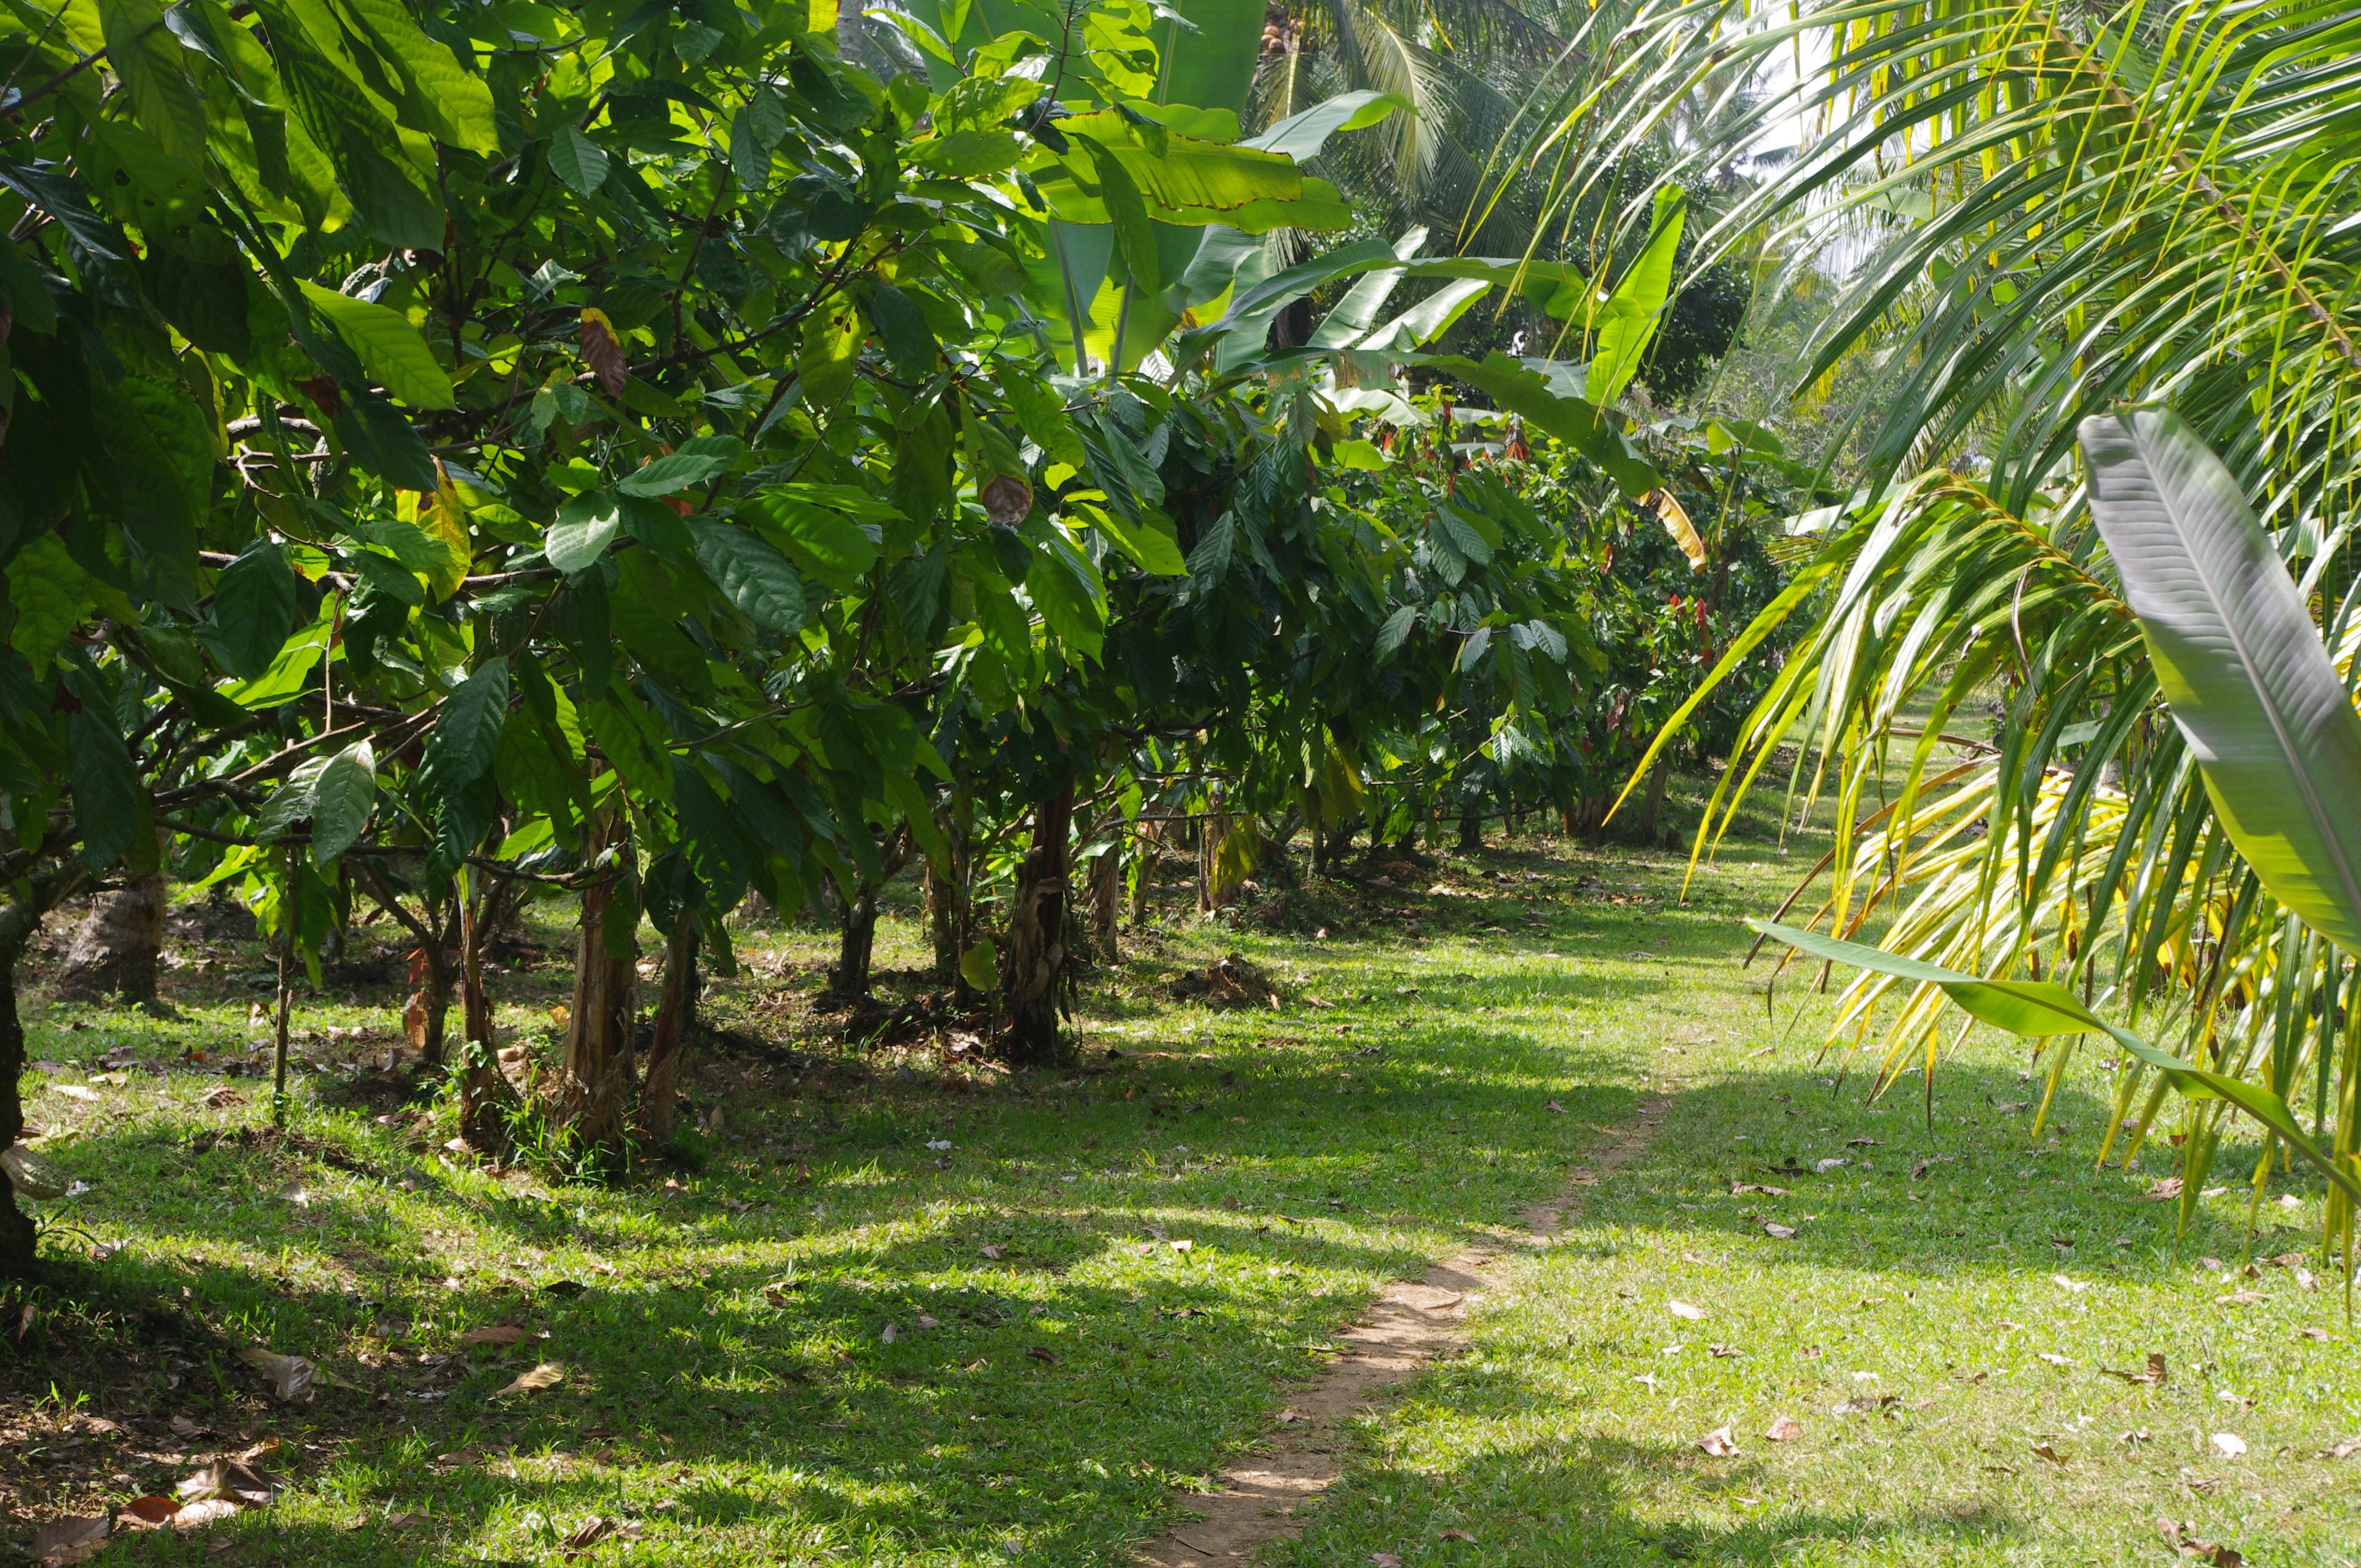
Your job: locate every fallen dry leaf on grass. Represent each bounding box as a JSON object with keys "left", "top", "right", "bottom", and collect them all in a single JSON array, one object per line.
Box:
[
  {"left": 2038, "top": 1352, "right": 2072, "bottom": 1367},
  {"left": 2318, "top": 1439, "right": 2361, "bottom": 1460},
  {"left": 1696, "top": 1424, "right": 1740, "bottom": 1457},
  {"left": 1764, "top": 1416, "right": 1803, "bottom": 1442},
  {"left": 1761, "top": 1220, "right": 1797, "bottom": 1240},
  {"left": 561, "top": 1516, "right": 643, "bottom": 1555},
  {"left": 1731, "top": 1182, "right": 1789, "bottom": 1197},
  {"left": 979, "top": 1244, "right": 1006, "bottom": 1260},
  {"left": 33, "top": 1515, "right": 108, "bottom": 1566},
  {"left": 2030, "top": 1442, "right": 2066, "bottom": 1463},
  {"left": 178, "top": 1457, "right": 275, "bottom": 1507},
  {"left": 169, "top": 1499, "right": 242, "bottom": 1530},
  {"left": 116, "top": 1497, "right": 178, "bottom": 1530},
  {"left": 1668, "top": 1300, "right": 1707, "bottom": 1321},
  {"left": 2142, "top": 1178, "right": 2185, "bottom": 1201},
  {"left": 1439, "top": 1527, "right": 1477, "bottom": 1542},
  {"left": 2216, "top": 1291, "right": 2266, "bottom": 1307},
  {"left": 2212, "top": 1432, "right": 2247, "bottom": 1457},
  {"left": 462, "top": 1325, "right": 533, "bottom": 1347},
  {"left": 2100, "top": 1352, "right": 2169, "bottom": 1387},
  {"left": 202, "top": 1086, "right": 243, "bottom": 1109},
  {"left": 1025, "top": 1346, "right": 1056, "bottom": 1364},
  {"left": 2159, "top": 1519, "right": 2244, "bottom": 1565},
  {"left": 1370, "top": 1555, "right": 1402, "bottom": 1568},
  {"left": 235, "top": 1347, "right": 317, "bottom": 1403},
  {"left": 497, "top": 1362, "right": 565, "bottom": 1397}
]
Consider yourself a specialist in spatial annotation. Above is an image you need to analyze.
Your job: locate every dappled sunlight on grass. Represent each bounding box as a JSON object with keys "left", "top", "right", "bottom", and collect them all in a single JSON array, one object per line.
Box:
[{"left": 14, "top": 823, "right": 2351, "bottom": 1562}]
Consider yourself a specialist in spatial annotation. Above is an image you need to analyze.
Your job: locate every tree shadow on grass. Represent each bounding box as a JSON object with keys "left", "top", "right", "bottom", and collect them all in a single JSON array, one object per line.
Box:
[
  {"left": 1265, "top": 1424, "right": 2024, "bottom": 1565},
  {"left": 5, "top": 1008, "right": 1658, "bottom": 1565},
  {"left": 1572, "top": 1058, "right": 2316, "bottom": 1282}
]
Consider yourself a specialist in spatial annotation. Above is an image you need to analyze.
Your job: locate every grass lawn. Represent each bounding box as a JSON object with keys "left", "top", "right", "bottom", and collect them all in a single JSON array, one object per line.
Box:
[{"left": 5, "top": 789, "right": 2357, "bottom": 1566}]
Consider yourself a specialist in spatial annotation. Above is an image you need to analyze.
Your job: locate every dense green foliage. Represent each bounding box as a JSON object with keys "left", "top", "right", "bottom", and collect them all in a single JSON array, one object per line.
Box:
[{"left": 0, "top": 0, "right": 1801, "bottom": 1271}]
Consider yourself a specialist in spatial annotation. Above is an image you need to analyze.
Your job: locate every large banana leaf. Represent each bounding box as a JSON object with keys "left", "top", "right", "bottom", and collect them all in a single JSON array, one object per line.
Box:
[
  {"left": 1583, "top": 184, "right": 1685, "bottom": 406},
  {"left": 1752, "top": 920, "right": 2361, "bottom": 1205},
  {"left": 2079, "top": 408, "right": 2361, "bottom": 959},
  {"left": 1156, "top": 0, "right": 1262, "bottom": 118}
]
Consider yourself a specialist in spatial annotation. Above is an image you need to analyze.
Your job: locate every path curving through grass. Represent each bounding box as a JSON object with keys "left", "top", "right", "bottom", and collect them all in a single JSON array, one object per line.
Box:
[{"left": 4, "top": 814, "right": 2356, "bottom": 1566}]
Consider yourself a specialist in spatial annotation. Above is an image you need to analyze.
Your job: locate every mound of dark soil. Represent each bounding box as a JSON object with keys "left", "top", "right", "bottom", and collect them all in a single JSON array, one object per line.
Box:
[{"left": 1168, "top": 954, "right": 1284, "bottom": 1010}]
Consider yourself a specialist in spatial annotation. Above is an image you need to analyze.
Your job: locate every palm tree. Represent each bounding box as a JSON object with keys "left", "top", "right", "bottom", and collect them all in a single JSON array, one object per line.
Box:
[
  {"left": 1251, "top": 0, "right": 1584, "bottom": 251},
  {"left": 1516, "top": 0, "right": 2361, "bottom": 1238}
]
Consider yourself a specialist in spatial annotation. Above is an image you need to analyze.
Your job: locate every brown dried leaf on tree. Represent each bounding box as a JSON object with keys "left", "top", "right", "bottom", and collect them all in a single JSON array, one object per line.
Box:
[
  {"left": 981, "top": 473, "right": 1033, "bottom": 526},
  {"left": 579, "top": 309, "right": 628, "bottom": 397}
]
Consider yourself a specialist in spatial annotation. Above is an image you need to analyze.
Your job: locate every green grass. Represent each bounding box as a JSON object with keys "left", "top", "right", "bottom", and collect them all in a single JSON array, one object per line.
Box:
[{"left": 5, "top": 802, "right": 2357, "bottom": 1566}]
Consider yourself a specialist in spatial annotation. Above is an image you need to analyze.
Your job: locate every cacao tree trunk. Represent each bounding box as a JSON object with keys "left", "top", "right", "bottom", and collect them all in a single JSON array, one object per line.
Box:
[
  {"left": 923, "top": 858, "right": 957, "bottom": 981},
  {"left": 1637, "top": 756, "right": 1671, "bottom": 842},
  {"left": 360, "top": 861, "right": 457, "bottom": 1067},
  {"left": 1198, "top": 798, "right": 1234, "bottom": 914},
  {"left": 1, "top": 916, "right": 41, "bottom": 1275},
  {"left": 926, "top": 789, "right": 971, "bottom": 986},
  {"left": 635, "top": 907, "right": 700, "bottom": 1141},
  {"left": 271, "top": 880, "right": 294, "bottom": 1124},
  {"left": 1129, "top": 818, "right": 1157, "bottom": 925},
  {"left": 555, "top": 818, "right": 638, "bottom": 1152},
  {"left": 1458, "top": 801, "right": 1485, "bottom": 853},
  {"left": 414, "top": 931, "right": 455, "bottom": 1069},
  {"left": 1000, "top": 785, "right": 1075, "bottom": 1066},
  {"left": 1089, "top": 837, "right": 1121, "bottom": 964},
  {"left": 831, "top": 881, "right": 880, "bottom": 997},
  {"left": 453, "top": 870, "right": 512, "bottom": 1152},
  {"left": 829, "top": 827, "right": 913, "bottom": 999},
  {"left": 2, "top": 872, "right": 83, "bottom": 1276},
  {"left": 55, "top": 867, "right": 166, "bottom": 1005}
]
